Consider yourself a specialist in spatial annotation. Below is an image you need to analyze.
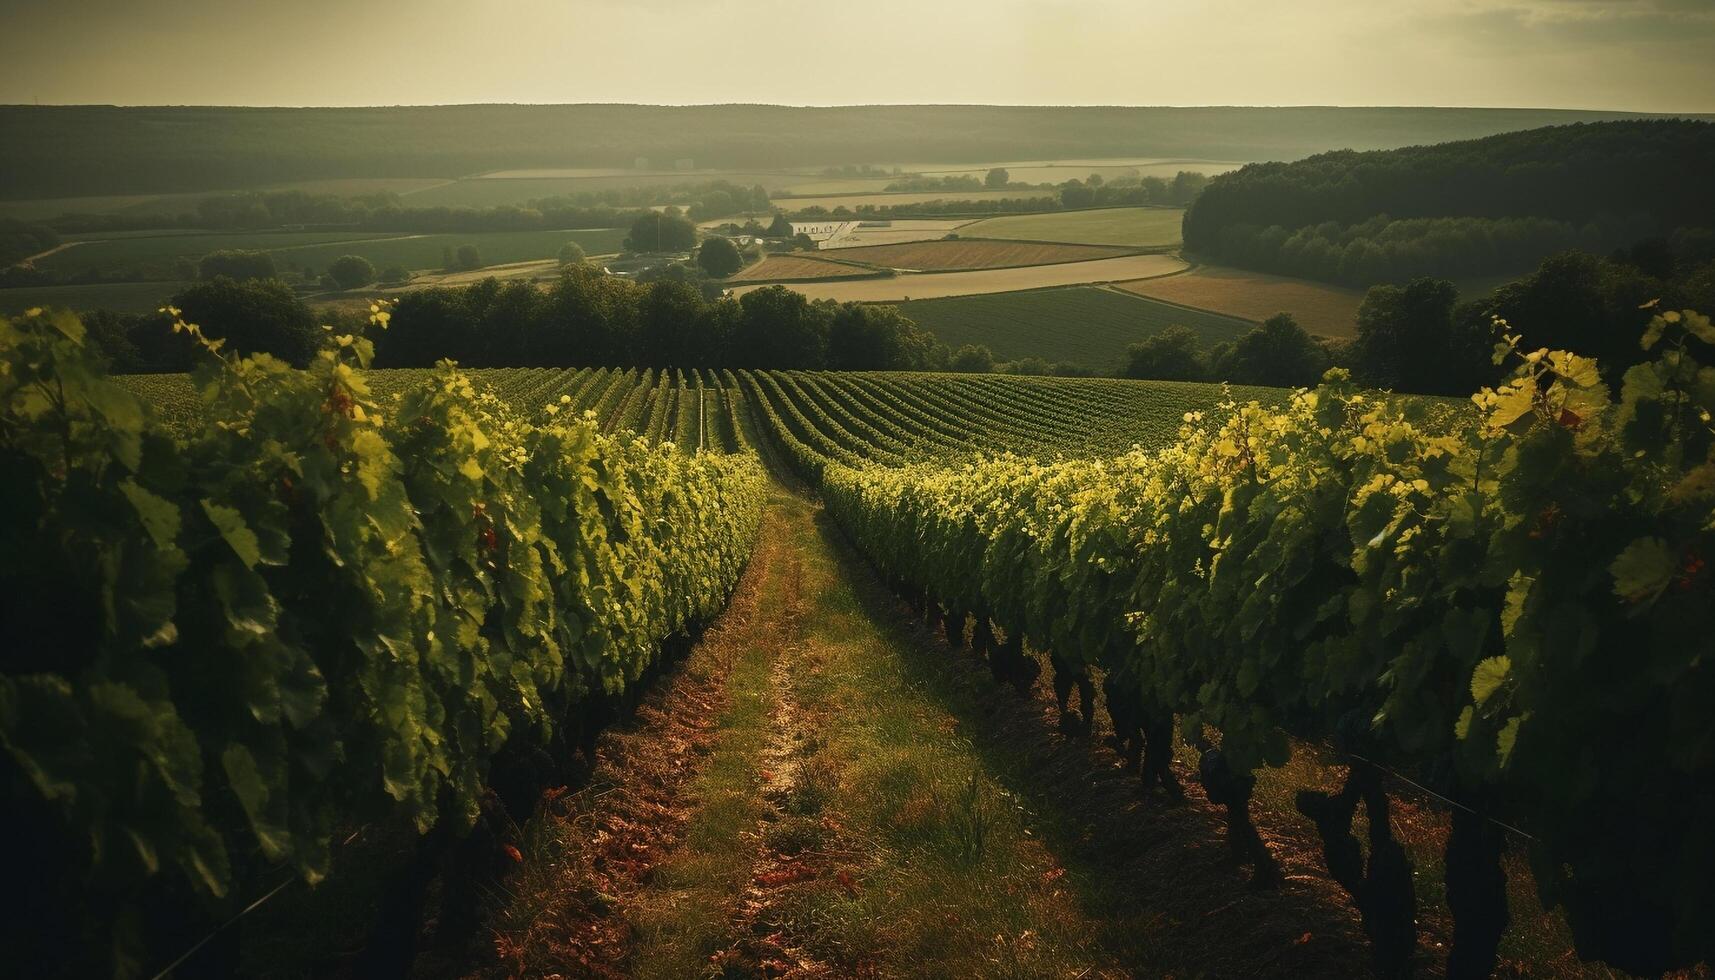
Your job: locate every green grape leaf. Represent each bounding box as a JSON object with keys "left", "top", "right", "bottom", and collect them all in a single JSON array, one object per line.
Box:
[
  {"left": 221, "top": 743, "right": 290, "bottom": 860},
  {"left": 1641, "top": 315, "right": 1667, "bottom": 351},
  {"left": 1470, "top": 656, "right": 1510, "bottom": 706},
  {"left": 120, "top": 479, "right": 180, "bottom": 551},
  {"left": 201, "top": 499, "right": 262, "bottom": 570},
  {"left": 1609, "top": 537, "right": 1675, "bottom": 603},
  {"left": 1684, "top": 310, "right": 1715, "bottom": 346},
  {"left": 1495, "top": 715, "right": 1524, "bottom": 767},
  {"left": 45, "top": 308, "right": 85, "bottom": 343},
  {"left": 1487, "top": 377, "right": 1537, "bottom": 429}
]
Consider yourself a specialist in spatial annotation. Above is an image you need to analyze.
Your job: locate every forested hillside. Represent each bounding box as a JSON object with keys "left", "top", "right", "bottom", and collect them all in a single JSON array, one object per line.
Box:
[
  {"left": 1183, "top": 120, "right": 1715, "bottom": 285},
  {"left": 1, "top": 104, "right": 1699, "bottom": 199}
]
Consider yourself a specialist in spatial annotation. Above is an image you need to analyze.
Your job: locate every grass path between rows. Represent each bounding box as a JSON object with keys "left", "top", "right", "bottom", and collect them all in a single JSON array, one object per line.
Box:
[{"left": 466, "top": 480, "right": 1392, "bottom": 979}]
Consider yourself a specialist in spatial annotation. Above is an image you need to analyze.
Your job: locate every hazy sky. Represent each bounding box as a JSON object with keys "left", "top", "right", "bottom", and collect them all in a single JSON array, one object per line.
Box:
[{"left": 2, "top": 0, "right": 1711, "bottom": 111}]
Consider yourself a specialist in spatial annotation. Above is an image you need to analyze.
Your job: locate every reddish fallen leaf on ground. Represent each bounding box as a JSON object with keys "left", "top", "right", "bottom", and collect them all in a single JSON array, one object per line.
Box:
[
  {"left": 503, "top": 844, "right": 523, "bottom": 863},
  {"left": 759, "top": 769, "right": 774, "bottom": 783},
  {"left": 1042, "top": 866, "right": 1065, "bottom": 883},
  {"left": 756, "top": 864, "right": 814, "bottom": 887},
  {"left": 837, "top": 869, "right": 859, "bottom": 895},
  {"left": 542, "top": 785, "right": 569, "bottom": 802},
  {"left": 1296, "top": 932, "right": 1314, "bottom": 945}
]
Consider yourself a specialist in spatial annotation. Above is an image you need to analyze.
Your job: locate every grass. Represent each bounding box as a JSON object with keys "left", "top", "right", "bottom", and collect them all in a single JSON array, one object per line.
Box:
[
  {"left": 0, "top": 280, "right": 188, "bottom": 314},
  {"left": 627, "top": 489, "right": 1121, "bottom": 978},
  {"left": 33, "top": 227, "right": 627, "bottom": 278},
  {"left": 1118, "top": 264, "right": 1365, "bottom": 338},
  {"left": 626, "top": 508, "right": 789, "bottom": 979},
  {"left": 893, "top": 284, "right": 1250, "bottom": 370},
  {"left": 961, "top": 207, "right": 1185, "bottom": 247}
]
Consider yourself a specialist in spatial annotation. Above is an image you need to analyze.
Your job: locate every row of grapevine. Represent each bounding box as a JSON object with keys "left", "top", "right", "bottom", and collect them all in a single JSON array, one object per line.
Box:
[
  {"left": 756, "top": 315, "right": 1715, "bottom": 977},
  {"left": 118, "top": 366, "right": 753, "bottom": 453},
  {"left": 0, "top": 310, "right": 768, "bottom": 977},
  {"left": 746, "top": 370, "right": 1297, "bottom": 459}
]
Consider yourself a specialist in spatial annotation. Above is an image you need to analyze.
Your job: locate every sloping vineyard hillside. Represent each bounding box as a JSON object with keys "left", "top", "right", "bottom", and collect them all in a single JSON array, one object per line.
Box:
[
  {"left": 744, "top": 370, "right": 1283, "bottom": 462},
  {"left": 745, "top": 312, "right": 1715, "bottom": 978},
  {"left": 117, "top": 366, "right": 755, "bottom": 454},
  {"left": 0, "top": 310, "right": 768, "bottom": 975}
]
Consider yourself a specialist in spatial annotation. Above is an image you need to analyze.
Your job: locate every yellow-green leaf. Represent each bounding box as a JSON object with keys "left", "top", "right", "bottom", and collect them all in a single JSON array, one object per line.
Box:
[
  {"left": 201, "top": 500, "right": 262, "bottom": 570},
  {"left": 1609, "top": 537, "right": 1674, "bottom": 603}
]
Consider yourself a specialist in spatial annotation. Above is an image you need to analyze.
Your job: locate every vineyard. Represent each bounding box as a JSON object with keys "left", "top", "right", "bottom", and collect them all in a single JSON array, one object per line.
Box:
[
  {"left": 118, "top": 365, "right": 760, "bottom": 454},
  {"left": 117, "top": 367, "right": 1291, "bottom": 461},
  {"left": 0, "top": 310, "right": 767, "bottom": 976},
  {"left": 745, "top": 312, "right": 1715, "bottom": 978},
  {"left": 6, "top": 301, "right": 1715, "bottom": 978}
]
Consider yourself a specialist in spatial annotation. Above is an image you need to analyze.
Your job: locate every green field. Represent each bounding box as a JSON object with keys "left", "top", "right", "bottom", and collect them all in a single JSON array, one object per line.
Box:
[
  {"left": 893, "top": 285, "right": 1249, "bottom": 371},
  {"left": 773, "top": 189, "right": 1056, "bottom": 212},
  {"left": 960, "top": 207, "right": 1185, "bottom": 246},
  {"left": 36, "top": 227, "right": 627, "bottom": 277},
  {"left": 0, "top": 280, "right": 189, "bottom": 315}
]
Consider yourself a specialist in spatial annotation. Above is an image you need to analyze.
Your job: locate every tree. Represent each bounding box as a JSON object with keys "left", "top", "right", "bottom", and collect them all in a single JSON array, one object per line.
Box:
[
  {"left": 1486, "top": 251, "right": 1642, "bottom": 375},
  {"left": 732, "top": 286, "right": 830, "bottom": 368},
  {"left": 637, "top": 281, "right": 707, "bottom": 366},
  {"left": 0, "top": 218, "right": 57, "bottom": 267},
  {"left": 379, "top": 264, "right": 411, "bottom": 284},
  {"left": 827, "top": 304, "right": 939, "bottom": 370},
  {"left": 1123, "top": 325, "right": 1207, "bottom": 380},
  {"left": 80, "top": 309, "right": 147, "bottom": 374},
  {"left": 557, "top": 241, "right": 588, "bottom": 266},
  {"left": 1060, "top": 182, "right": 1096, "bottom": 208},
  {"left": 985, "top": 167, "right": 1010, "bottom": 189},
  {"left": 326, "top": 255, "right": 376, "bottom": 290},
  {"left": 697, "top": 237, "right": 744, "bottom": 278},
  {"left": 1210, "top": 313, "right": 1329, "bottom": 387},
  {"left": 198, "top": 249, "right": 276, "bottom": 282},
  {"left": 537, "top": 266, "right": 643, "bottom": 366},
  {"left": 163, "top": 277, "right": 320, "bottom": 367},
  {"left": 626, "top": 211, "right": 697, "bottom": 253},
  {"left": 1003, "top": 356, "right": 1052, "bottom": 376},
  {"left": 950, "top": 344, "right": 996, "bottom": 373},
  {"left": 454, "top": 244, "right": 483, "bottom": 271},
  {"left": 768, "top": 213, "right": 795, "bottom": 238},
  {"left": 1353, "top": 278, "right": 1495, "bottom": 393}
]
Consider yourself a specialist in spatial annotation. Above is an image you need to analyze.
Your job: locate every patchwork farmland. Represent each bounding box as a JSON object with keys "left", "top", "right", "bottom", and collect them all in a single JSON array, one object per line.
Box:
[
  {"left": 961, "top": 207, "right": 1186, "bottom": 247},
  {"left": 1116, "top": 265, "right": 1365, "bottom": 337},
  {"left": 733, "top": 252, "right": 1188, "bottom": 301},
  {"left": 809, "top": 238, "right": 1133, "bottom": 272}
]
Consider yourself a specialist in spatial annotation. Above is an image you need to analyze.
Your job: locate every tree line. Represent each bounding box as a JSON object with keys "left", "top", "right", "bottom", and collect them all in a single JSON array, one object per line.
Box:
[
  {"left": 36, "top": 181, "right": 773, "bottom": 236},
  {"left": 782, "top": 170, "right": 1211, "bottom": 220},
  {"left": 1122, "top": 233, "right": 1715, "bottom": 395},
  {"left": 0, "top": 217, "right": 58, "bottom": 268},
  {"left": 1183, "top": 119, "right": 1715, "bottom": 285},
  {"left": 77, "top": 270, "right": 955, "bottom": 375}
]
